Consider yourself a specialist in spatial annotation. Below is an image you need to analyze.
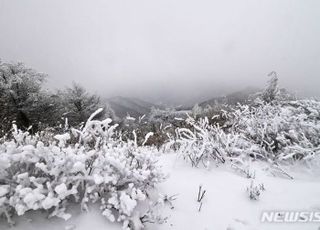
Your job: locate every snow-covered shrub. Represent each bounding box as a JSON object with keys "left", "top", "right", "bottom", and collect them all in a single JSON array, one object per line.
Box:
[
  {"left": 167, "top": 114, "right": 259, "bottom": 168},
  {"left": 115, "top": 109, "right": 183, "bottom": 150},
  {"left": 0, "top": 109, "right": 165, "bottom": 229},
  {"left": 246, "top": 181, "right": 265, "bottom": 201},
  {"left": 140, "top": 193, "right": 177, "bottom": 227},
  {"left": 170, "top": 116, "right": 225, "bottom": 167},
  {"left": 234, "top": 100, "right": 320, "bottom": 162},
  {"left": 166, "top": 99, "right": 252, "bottom": 170},
  {"left": 168, "top": 97, "right": 320, "bottom": 168},
  {"left": 231, "top": 163, "right": 256, "bottom": 179}
]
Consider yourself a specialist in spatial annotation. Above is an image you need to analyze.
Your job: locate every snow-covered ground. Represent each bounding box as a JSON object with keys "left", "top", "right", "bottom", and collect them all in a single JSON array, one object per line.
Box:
[
  {"left": 2, "top": 153, "right": 320, "bottom": 230},
  {"left": 154, "top": 154, "right": 320, "bottom": 230}
]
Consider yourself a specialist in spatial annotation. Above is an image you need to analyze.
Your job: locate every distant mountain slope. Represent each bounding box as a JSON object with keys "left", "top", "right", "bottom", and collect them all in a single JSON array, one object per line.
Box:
[
  {"left": 104, "top": 88, "right": 261, "bottom": 118},
  {"left": 199, "top": 87, "right": 260, "bottom": 107},
  {"left": 105, "top": 96, "right": 161, "bottom": 118}
]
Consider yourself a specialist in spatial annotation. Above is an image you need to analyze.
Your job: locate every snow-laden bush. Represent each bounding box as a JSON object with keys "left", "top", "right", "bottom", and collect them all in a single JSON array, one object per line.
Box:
[
  {"left": 0, "top": 109, "right": 165, "bottom": 229},
  {"left": 246, "top": 181, "right": 265, "bottom": 201},
  {"left": 168, "top": 98, "right": 320, "bottom": 168},
  {"left": 167, "top": 115, "right": 258, "bottom": 168},
  {"left": 234, "top": 100, "right": 320, "bottom": 162}
]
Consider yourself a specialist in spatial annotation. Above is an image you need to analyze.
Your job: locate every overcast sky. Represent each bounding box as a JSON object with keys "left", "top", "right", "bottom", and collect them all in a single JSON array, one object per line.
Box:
[{"left": 0, "top": 0, "right": 319, "bottom": 104}]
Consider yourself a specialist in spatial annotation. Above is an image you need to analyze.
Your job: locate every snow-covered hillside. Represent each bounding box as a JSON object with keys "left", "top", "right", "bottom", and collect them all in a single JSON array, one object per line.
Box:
[
  {"left": 2, "top": 153, "right": 320, "bottom": 230},
  {"left": 1, "top": 77, "right": 320, "bottom": 230}
]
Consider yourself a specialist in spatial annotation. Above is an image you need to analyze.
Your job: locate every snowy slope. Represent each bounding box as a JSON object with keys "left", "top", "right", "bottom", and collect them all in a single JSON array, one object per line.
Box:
[{"left": 2, "top": 153, "right": 320, "bottom": 230}]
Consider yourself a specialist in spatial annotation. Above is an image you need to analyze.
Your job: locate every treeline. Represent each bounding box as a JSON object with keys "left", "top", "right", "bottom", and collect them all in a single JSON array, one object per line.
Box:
[{"left": 0, "top": 60, "right": 114, "bottom": 136}]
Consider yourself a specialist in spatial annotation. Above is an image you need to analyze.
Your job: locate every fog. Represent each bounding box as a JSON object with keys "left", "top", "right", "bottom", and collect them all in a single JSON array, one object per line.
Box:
[{"left": 0, "top": 0, "right": 319, "bottom": 104}]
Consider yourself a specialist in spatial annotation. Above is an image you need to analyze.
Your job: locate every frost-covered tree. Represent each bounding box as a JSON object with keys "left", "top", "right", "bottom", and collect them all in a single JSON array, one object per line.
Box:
[
  {"left": 0, "top": 61, "right": 116, "bottom": 135},
  {"left": 261, "top": 71, "right": 279, "bottom": 103},
  {"left": 0, "top": 61, "right": 58, "bottom": 134},
  {"left": 58, "top": 83, "right": 114, "bottom": 127}
]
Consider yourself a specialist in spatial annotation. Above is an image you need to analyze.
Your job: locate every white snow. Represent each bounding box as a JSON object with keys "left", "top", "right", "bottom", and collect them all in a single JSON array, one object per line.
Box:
[
  {"left": 142, "top": 132, "right": 154, "bottom": 146},
  {"left": 119, "top": 192, "right": 137, "bottom": 216},
  {"left": 2, "top": 153, "right": 320, "bottom": 230},
  {"left": 54, "top": 133, "right": 70, "bottom": 147},
  {"left": 93, "top": 174, "right": 104, "bottom": 185},
  {"left": 72, "top": 161, "right": 85, "bottom": 172},
  {"left": 42, "top": 196, "right": 60, "bottom": 210},
  {"left": 54, "top": 183, "right": 68, "bottom": 199},
  {"left": 0, "top": 185, "right": 9, "bottom": 197},
  {"left": 152, "top": 154, "right": 320, "bottom": 230},
  {"left": 126, "top": 115, "right": 136, "bottom": 121}
]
